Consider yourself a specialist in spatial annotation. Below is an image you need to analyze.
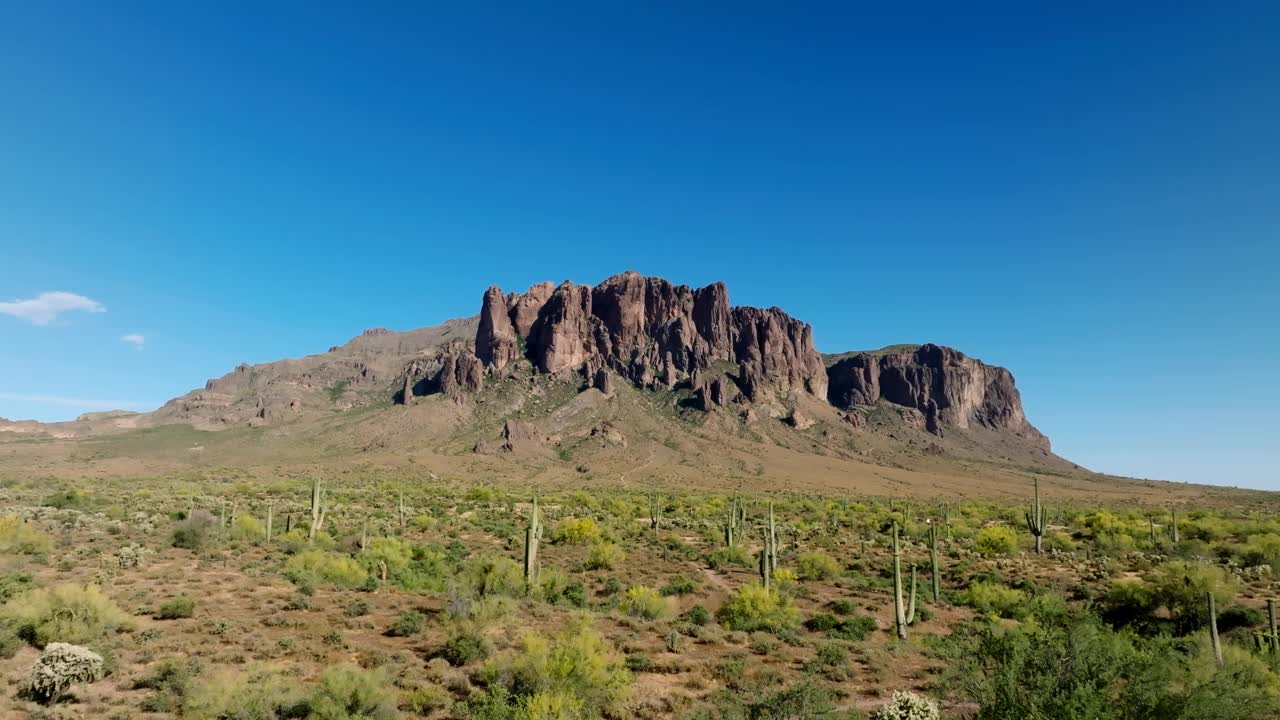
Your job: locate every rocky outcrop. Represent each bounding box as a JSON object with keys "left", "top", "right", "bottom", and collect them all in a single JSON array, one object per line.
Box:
[
  {"left": 475, "top": 271, "right": 826, "bottom": 403},
  {"left": 826, "top": 344, "right": 1046, "bottom": 446},
  {"left": 476, "top": 286, "right": 519, "bottom": 371}
]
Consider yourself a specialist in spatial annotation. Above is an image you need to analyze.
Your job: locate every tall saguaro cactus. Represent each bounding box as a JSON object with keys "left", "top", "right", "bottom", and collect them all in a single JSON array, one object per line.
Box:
[
  {"left": 928, "top": 521, "right": 941, "bottom": 603},
  {"left": 524, "top": 497, "right": 542, "bottom": 591},
  {"left": 768, "top": 502, "right": 779, "bottom": 574},
  {"left": 398, "top": 492, "right": 407, "bottom": 532},
  {"left": 1208, "top": 592, "right": 1223, "bottom": 668},
  {"left": 723, "top": 496, "right": 743, "bottom": 547},
  {"left": 1170, "top": 508, "right": 1181, "bottom": 544},
  {"left": 1024, "top": 477, "right": 1046, "bottom": 554},
  {"left": 308, "top": 478, "right": 324, "bottom": 542},
  {"left": 892, "top": 519, "right": 907, "bottom": 640},
  {"left": 265, "top": 501, "right": 274, "bottom": 544},
  {"left": 758, "top": 526, "right": 776, "bottom": 591},
  {"left": 1269, "top": 598, "right": 1278, "bottom": 653},
  {"left": 649, "top": 493, "right": 662, "bottom": 538},
  {"left": 906, "top": 564, "right": 918, "bottom": 625}
]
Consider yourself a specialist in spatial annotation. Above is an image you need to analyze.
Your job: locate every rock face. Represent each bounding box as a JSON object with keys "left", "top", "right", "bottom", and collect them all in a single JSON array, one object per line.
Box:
[
  {"left": 474, "top": 271, "right": 826, "bottom": 402},
  {"left": 826, "top": 344, "right": 1046, "bottom": 446}
]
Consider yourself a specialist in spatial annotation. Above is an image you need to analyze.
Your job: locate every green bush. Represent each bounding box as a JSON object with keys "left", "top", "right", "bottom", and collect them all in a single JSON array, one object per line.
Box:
[
  {"left": 444, "top": 624, "right": 491, "bottom": 666},
  {"left": 285, "top": 550, "right": 369, "bottom": 589},
  {"left": 361, "top": 537, "right": 449, "bottom": 592},
  {"left": 716, "top": 584, "right": 799, "bottom": 634},
  {"left": 707, "top": 545, "right": 754, "bottom": 570},
  {"left": 660, "top": 575, "right": 698, "bottom": 597},
  {"left": 619, "top": 586, "right": 667, "bottom": 620},
  {"left": 974, "top": 526, "right": 1021, "bottom": 557},
  {"left": 156, "top": 597, "right": 195, "bottom": 620},
  {"left": 585, "top": 542, "right": 625, "bottom": 571},
  {"left": 492, "top": 619, "right": 631, "bottom": 717},
  {"left": 795, "top": 551, "right": 841, "bottom": 581},
  {"left": 172, "top": 511, "right": 219, "bottom": 550},
  {"left": 805, "top": 612, "right": 877, "bottom": 641},
  {"left": 385, "top": 611, "right": 426, "bottom": 637},
  {"left": 681, "top": 605, "right": 711, "bottom": 626},
  {"left": 229, "top": 515, "right": 265, "bottom": 542},
  {"left": 308, "top": 665, "right": 399, "bottom": 720},
  {"left": 0, "top": 516, "right": 51, "bottom": 555},
  {"left": 457, "top": 555, "right": 525, "bottom": 599},
  {"left": 1, "top": 584, "right": 132, "bottom": 647},
  {"left": 959, "top": 581, "right": 1026, "bottom": 619},
  {"left": 182, "top": 667, "right": 306, "bottom": 719},
  {"left": 552, "top": 518, "right": 604, "bottom": 545},
  {"left": 1147, "top": 561, "right": 1240, "bottom": 633}
]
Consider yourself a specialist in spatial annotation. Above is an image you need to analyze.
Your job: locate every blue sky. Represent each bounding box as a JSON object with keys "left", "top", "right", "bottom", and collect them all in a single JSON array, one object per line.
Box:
[{"left": 1, "top": 2, "right": 1276, "bottom": 488}]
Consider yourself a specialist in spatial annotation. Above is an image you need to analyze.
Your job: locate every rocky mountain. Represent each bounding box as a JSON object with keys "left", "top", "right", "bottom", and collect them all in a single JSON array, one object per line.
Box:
[
  {"left": 4, "top": 271, "right": 1051, "bottom": 473},
  {"left": 398, "top": 271, "right": 1042, "bottom": 448},
  {"left": 826, "top": 344, "right": 1047, "bottom": 447}
]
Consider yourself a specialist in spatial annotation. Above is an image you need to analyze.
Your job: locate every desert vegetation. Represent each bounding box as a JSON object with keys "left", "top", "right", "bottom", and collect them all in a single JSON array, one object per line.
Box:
[{"left": 2, "top": 472, "right": 1280, "bottom": 719}]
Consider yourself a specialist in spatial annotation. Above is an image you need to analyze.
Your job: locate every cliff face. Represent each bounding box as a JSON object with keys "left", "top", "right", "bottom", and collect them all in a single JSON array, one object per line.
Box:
[
  {"left": 826, "top": 344, "right": 1047, "bottom": 447},
  {"left": 474, "top": 271, "right": 827, "bottom": 401}
]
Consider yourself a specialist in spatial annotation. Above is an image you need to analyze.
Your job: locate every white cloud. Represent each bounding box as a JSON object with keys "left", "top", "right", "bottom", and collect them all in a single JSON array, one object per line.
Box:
[
  {"left": 121, "top": 333, "right": 145, "bottom": 350},
  {"left": 0, "top": 392, "right": 148, "bottom": 410},
  {"left": 0, "top": 292, "right": 106, "bottom": 325}
]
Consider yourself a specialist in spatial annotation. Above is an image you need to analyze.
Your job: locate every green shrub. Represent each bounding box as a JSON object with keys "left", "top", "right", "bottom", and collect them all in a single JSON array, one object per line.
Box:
[
  {"left": 284, "top": 550, "right": 369, "bottom": 589},
  {"left": 172, "top": 511, "right": 218, "bottom": 550},
  {"left": 498, "top": 620, "right": 631, "bottom": 716},
  {"left": 870, "top": 690, "right": 940, "bottom": 720},
  {"left": 660, "top": 575, "right": 698, "bottom": 597},
  {"left": 308, "top": 665, "right": 399, "bottom": 720},
  {"left": 229, "top": 515, "right": 265, "bottom": 542},
  {"left": 182, "top": 667, "right": 305, "bottom": 719},
  {"left": 795, "top": 551, "right": 841, "bottom": 581},
  {"left": 680, "top": 605, "right": 711, "bottom": 627},
  {"left": 444, "top": 624, "right": 491, "bottom": 666},
  {"left": 134, "top": 659, "right": 194, "bottom": 713},
  {"left": 1101, "top": 578, "right": 1157, "bottom": 629},
  {"left": 552, "top": 518, "right": 604, "bottom": 545},
  {"left": 805, "top": 612, "right": 877, "bottom": 641},
  {"left": 0, "top": 573, "right": 35, "bottom": 603},
  {"left": 959, "top": 581, "right": 1026, "bottom": 619},
  {"left": 1, "top": 584, "right": 132, "bottom": 647},
  {"left": 345, "top": 599, "right": 370, "bottom": 617},
  {"left": 585, "top": 542, "right": 625, "bottom": 571},
  {"left": 385, "top": 611, "right": 425, "bottom": 637},
  {"left": 974, "top": 526, "right": 1020, "bottom": 557},
  {"left": 156, "top": 597, "right": 195, "bottom": 620},
  {"left": 0, "top": 516, "right": 51, "bottom": 555},
  {"left": 361, "top": 537, "right": 449, "bottom": 592},
  {"left": 707, "top": 545, "right": 754, "bottom": 570},
  {"left": 457, "top": 555, "right": 525, "bottom": 599},
  {"left": 1147, "top": 561, "right": 1240, "bottom": 633},
  {"left": 620, "top": 586, "right": 666, "bottom": 620},
  {"left": 716, "top": 584, "right": 799, "bottom": 634}
]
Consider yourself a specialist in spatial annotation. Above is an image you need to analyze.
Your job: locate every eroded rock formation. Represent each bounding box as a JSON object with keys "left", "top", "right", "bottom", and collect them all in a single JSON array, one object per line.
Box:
[
  {"left": 826, "top": 344, "right": 1046, "bottom": 446},
  {"left": 474, "top": 271, "right": 826, "bottom": 402}
]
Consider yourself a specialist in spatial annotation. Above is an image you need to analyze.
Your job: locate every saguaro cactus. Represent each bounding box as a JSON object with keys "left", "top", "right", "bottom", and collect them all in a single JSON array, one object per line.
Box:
[
  {"left": 1208, "top": 592, "right": 1223, "bottom": 668},
  {"left": 892, "top": 519, "right": 907, "bottom": 640},
  {"left": 649, "top": 493, "right": 662, "bottom": 537},
  {"left": 1269, "top": 598, "right": 1278, "bottom": 653},
  {"left": 928, "top": 521, "right": 941, "bottom": 603},
  {"left": 1170, "top": 508, "right": 1180, "bottom": 544},
  {"left": 723, "top": 496, "right": 743, "bottom": 547},
  {"left": 265, "top": 501, "right": 274, "bottom": 544},
  {"left": 768, "top": 502, "right": 779, "bottom": 574},
  {"left": 308, "top": 478, "right": 324, "bottom": 542},
  {"left": 1024, "top": 478, "right": 1046, "bottom": 554},
  {"left": 524, "top": 497, "right": 542, "bottom": 591},
  {"left": 758, "top": 528, "right": 775, "bottom": 591},
  {"left": 906, "top": 564, "right": 918, "bottom": 625},
  {"left": 398, "top": 492, "right": 407, "bottom": 532}
]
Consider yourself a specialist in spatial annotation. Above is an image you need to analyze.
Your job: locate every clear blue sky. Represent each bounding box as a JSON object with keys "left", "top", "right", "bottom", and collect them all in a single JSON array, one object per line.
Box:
[{"left": 1, "top": 2, "right": 1276, "bottom": 488}]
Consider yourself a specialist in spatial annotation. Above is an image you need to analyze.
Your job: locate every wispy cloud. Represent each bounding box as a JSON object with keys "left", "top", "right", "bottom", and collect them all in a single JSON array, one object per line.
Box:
[
  {"left": 0, "top": 292, "right": 106, "bottom": 325},
  {"left": 0, "top": 393, "right": 148, "bottom": 410},
  {"left": 121, "top": 333, "right": 145, "bottom": 350}
]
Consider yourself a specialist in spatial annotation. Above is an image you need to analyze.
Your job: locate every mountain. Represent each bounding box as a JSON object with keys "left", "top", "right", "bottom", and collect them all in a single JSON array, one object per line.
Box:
[{"left": 10, "top": 270, "right": 1192, "bottom": 503}]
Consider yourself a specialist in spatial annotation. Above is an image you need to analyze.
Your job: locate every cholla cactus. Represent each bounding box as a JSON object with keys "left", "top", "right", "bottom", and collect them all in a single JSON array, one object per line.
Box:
[
  {"left": 869, "top": 690, "right": 940, "bottom": 720},
  {"left": 24, "top": 643, "right": 104, "bottom": 704},
  {"left": 115, "top": 544, "right": 149, "bottom": 568}
]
